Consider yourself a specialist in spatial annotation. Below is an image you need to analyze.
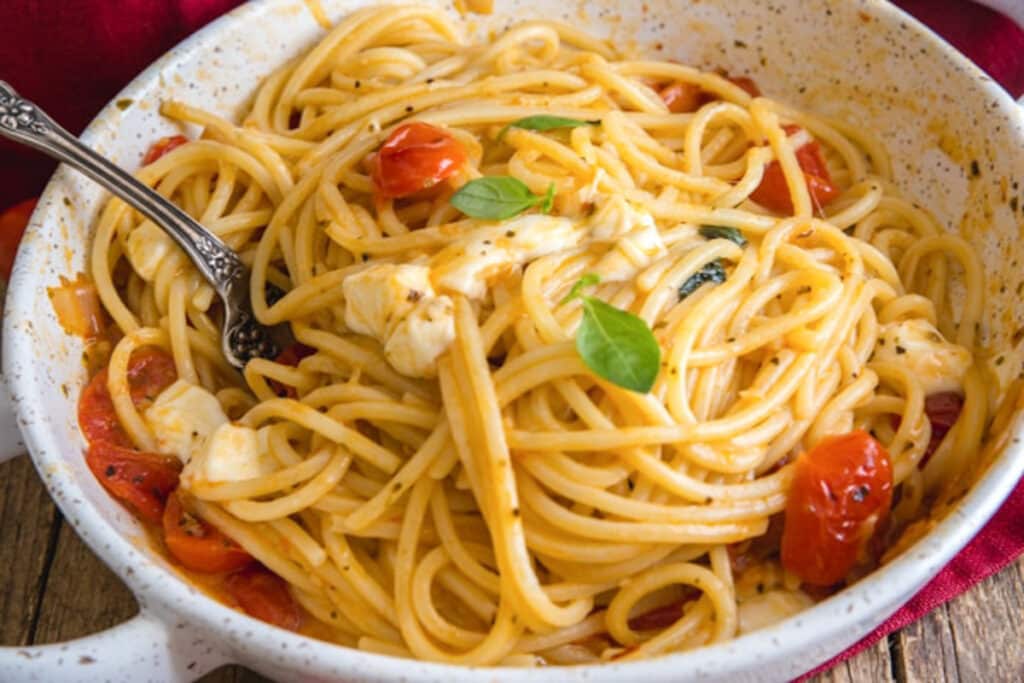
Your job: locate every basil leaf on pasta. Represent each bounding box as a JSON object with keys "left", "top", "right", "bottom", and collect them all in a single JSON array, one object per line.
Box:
[
  {"left": 450, "top": 176, "right": 550, "bottom": 220},
  {"left": 678, "top": 260, "right": 727, "bottom": 301},
  {"left": 498, "top": 115, "right": 599, "bottom": 140},
  {"left": 699, "top": 225, "right": 747, "bottom": 247},
  {"left": 563, "top": 275, "right": 661, "bottom": 393}
]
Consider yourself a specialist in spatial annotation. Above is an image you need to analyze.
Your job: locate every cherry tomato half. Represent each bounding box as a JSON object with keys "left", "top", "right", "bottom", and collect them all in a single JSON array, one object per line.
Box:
[
  {"left": 892, "top": 391, "right": 964, "bottom": 467},
  {"left": 750, "top": 125, "right": 839, "bottom": 214},
  {"left": 0, "top": 198, "right": 37, "bottom": 281},
  {"left": 85, "top": 441, "right": 182, "bottom": 523},
  {"left": 659, "top": 82, "right": 703, "bottom": 113},
  {"left": 226, "top": 565, "right": 302, "bottom": 631},
  {"left": 370, "top": 122, "right": 467, "bottom": 198},
  {"left": 162, "top": 491, "right": 253, "bottom": 573},
  {"left": 78, "top": 348, "right": 177, "bottom": 447},
  {"left": 142, "top": 135, "right": 189, "bottom": 165},
  {"left": 125, "top": 347, "right": 178, "bottom": 408},
  {"left": 781, "top": 430, "right": 893, "bottom": 586}
]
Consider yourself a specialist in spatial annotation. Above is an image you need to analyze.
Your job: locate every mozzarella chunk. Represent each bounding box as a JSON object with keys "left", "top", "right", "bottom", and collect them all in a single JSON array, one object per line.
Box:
[
  {"left": 590, "top": 203, "right": 666, "bottom": 282},
  {"left": 738, "top": 590, "right": 814, "bottom": 635},
  {"left": 588, "top": 195, "right": 654, "bottom": 242},
  {"left": 874, "top": 319, "right": 971, "bottom": 394},
  {"left": 343, "top": 263, "right": 455, "bottom": 378},
  {"left": 343, "top": 263, "right": 434, "bottom": 339},
  {"left": 181, "top": 423, "right": 278, "bottom": 487},
  {"left": 385, "top": 296, "right": 456, "bottom": 378},
  {"left": 143, "top": 379, "right": 228, "bottom": 463},
  {"left": 126, "top": 221, "right": 175, "bottom": 281},
  {"left": 432, "top": 214, "right": 581, "bottom": 299}
]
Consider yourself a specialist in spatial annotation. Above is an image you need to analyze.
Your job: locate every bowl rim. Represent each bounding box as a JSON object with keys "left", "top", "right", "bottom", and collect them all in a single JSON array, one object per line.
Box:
[{"left": 5, "top": 0, "right": 1024, "bottom": 680}]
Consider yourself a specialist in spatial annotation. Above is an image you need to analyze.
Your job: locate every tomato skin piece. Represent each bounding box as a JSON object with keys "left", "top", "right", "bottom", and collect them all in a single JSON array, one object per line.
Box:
[
  {"left": 750, "top": 127, "right": 839, "bottom": 214},
  {"left": 85, "top": 441, "right": 182, "bottom": 523},
  {"left": 162, "top": 492, "right": 253, "bottom": 573},
  {"left": 370, "top": 122, "right": 467, "bottom": 198},
  {"left": 659, "top": 82, "right": 703, "bottom": 113},
  {"left": 142, "top": 135, "right": 188, "bottom": 165},
  {"left": 0, "top": 198, "right": 37, "bottom": 281},
  {"left": 226, "top": 566, "right": 302, "bottom": 631},
  {"left": 781, "top": 431, "right": 893, "bottom": 586}
]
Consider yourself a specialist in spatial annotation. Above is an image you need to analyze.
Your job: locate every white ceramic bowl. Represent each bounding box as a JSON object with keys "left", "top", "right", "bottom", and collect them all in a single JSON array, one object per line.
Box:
[{"left": 3, "top": 1, "right": 1024, "bottom": 681}]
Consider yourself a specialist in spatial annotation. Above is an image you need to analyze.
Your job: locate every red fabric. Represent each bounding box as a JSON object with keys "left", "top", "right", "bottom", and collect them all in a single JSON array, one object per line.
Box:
[{"left": 0, "top": 1, "right": 1023, "bottom": 678}]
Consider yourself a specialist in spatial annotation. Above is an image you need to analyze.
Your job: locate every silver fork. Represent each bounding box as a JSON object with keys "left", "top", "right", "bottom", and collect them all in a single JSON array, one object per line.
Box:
[{"left": 0, "top": 80, "right": 292, "bottom": 368}]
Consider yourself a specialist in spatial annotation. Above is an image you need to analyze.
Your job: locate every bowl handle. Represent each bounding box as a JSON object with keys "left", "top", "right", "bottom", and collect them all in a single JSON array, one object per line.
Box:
[{"left": 0, "top": 609, "right": 231, "bottom": 682}]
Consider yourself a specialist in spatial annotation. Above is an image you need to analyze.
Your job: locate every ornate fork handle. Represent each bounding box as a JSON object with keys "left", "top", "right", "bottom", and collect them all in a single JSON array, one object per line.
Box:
[{"left": 0, "top": 80, "right": 287, "bottom": 367}]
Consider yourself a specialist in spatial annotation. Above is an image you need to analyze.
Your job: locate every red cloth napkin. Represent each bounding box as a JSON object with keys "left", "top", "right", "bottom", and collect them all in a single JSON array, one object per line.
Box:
[{"left": 1, "top": 1, "right": 1023, "bottom": 678}]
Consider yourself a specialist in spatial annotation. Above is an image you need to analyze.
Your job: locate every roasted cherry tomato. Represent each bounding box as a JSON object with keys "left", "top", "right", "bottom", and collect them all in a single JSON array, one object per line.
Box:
[
  {"left": 79, "top": 348, "right": 180, "bottom": 521},
  {"left": 659, "top": 74, "right": 761, "bottom": 113},
  {"left": 892, "top": 391, "right": 964, "bottom": 467},
  {"left": 78, "top": 348, "right": 177, "bottom": 446},
  {"left": 162, "top": 491, "right": 253, "bottom": 573},
  {"left": 85, "top": 441, "right": 182, "bottom": 523},
  {"left": 274, "top": 342, "right": 315, "bottom": 368},
  {"left": 142, "top": 135, "right": 189, "bottom": 165},
  {"left": 370, "top": 122, "right": 466, "bottom": 198},
  {"left": 268, "top": 342, "right": 316, "bottom": 398},
  {"left": 659, "top": 82, "right": 702, "bottom": 113},
  {"left": 781, "top": 430, "right": 893, "bottom": 586},
  {"left": 226, "top": 565, "right": 302, "bottom": 631},
  {"left": 79, "top": 367, "right": 132, "bottom": 447},
  {"left": 0, "top": 198, "right": 37, "bottom": 281},
  {"left": 125, "top": 347, "right": 178, "bottom": 407},
  {"left": 727, "top": 75, "right": 761, "bottom": 97},
  {"left": 921, "top": 392, "right": 964, "bottom": 462},
  {"left": 750, "top": 125, "right": 839, "bottom": 214}
]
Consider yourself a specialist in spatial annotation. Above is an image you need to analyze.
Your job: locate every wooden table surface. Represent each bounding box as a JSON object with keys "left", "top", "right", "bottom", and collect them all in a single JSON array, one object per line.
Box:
[{"left": 2, "top": 454, "right": 1021, "bottom": 683}]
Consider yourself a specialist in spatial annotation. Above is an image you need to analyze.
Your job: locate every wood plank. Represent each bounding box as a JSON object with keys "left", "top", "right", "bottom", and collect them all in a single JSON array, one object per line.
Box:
[
  {"left": 892, "top": 604, "right": 959, "bottom": 683},
  {"left": 30, "top": 518, "right": 137, "bottom": 643},
  {"left": 811, "top": 637, "right": 893, "bottom": 683},
  {"left": 0, "top": 455, "right": 60, "bottom": 646},
  {"left": 943, "top": 558, "right": 1024, "bottom": 682}
]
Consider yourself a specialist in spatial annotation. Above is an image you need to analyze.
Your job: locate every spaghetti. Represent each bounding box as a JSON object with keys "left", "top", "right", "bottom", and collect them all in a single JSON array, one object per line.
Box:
[{"left": 79, "top": 4, "right": 986, "bottom": 665}]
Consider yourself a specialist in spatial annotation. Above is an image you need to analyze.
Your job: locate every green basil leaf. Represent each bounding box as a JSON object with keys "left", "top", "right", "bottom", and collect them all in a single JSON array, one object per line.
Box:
[
  {"left": 678, "top": 260, "right": 727, "bottom": 301},
  {"left": 541, "top": 182, "right": 556, "bottom": 214},
  {"left": 498, "top": 115, "right": 600, "bottom": 140},
  {"left": 577, "top": 297, "right": 661, "bottom": 393},
  {"left": 450, "top": 176, "right": 547, "bottom": 220},
  {"left": 561, "top": 273, "right": 601, "bottom": 305},
  {"left": 698, "top": 225, "right": 747, "bottom": 247}
]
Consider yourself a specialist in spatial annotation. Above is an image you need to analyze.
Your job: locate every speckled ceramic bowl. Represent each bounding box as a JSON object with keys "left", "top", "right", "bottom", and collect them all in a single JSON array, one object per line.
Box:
[{"left": 2, "top": 1, "right": 1024, "bottom": 681}]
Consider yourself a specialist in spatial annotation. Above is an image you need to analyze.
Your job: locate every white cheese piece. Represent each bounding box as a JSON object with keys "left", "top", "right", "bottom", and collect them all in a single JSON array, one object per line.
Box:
[
  {"left": 590, "top": 204, "right": 666, "bottom": 282},
  {"left": 874, "top": 319, "right": 971, "bottom": 394},
  {"left": 342, "top": 263, "right": 455, "bottom": 378},
  {"left": 738, "top": 590, "right": 814, "bottom": 635},
  {"left": 125, "top": 221, "right": 175, "bottom": 281},
  {"left": 181, "top": 423, "right": 278, "bottom": 486},
  {"left": 588, "top": 195, "right": 654, "bottom": 242},
  {"left": 343, "top": 263, "right": 434, "bottom": 339},
  {"left": 432, "top": 214, "right": 581, "bottom": 299},
  {"left": 143, "top": 379, "right": 228, "bottom": 463},
  {"left": 385, "top": 296, "right": 456, "bottom": 378}
]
